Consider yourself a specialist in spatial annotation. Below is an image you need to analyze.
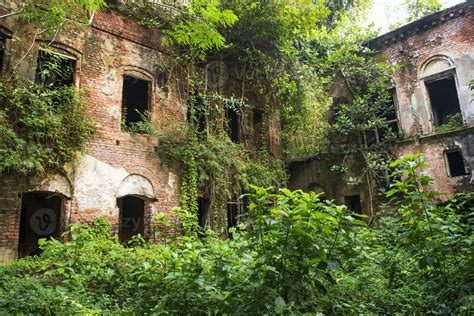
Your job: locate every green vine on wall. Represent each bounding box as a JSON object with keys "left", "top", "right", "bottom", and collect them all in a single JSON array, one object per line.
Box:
[
  {"left": 0, "top": 78, "right": 94, "bottom": 175},
  {"left": 0, "top": 0, "right": 106, "bottom": 176},
  {"left": 157, "top": 94, "right": 286, "bottom": 232}
]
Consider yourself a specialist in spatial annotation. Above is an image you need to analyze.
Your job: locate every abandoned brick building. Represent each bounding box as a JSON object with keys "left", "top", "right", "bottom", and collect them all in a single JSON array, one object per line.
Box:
[
  {"left": 0, "top": 1, "right": 472, "bottom": 263},
  {"left": 289, "top": 2, "right": 473, "bottom": 220},
  {"left": 0, "top": 1, "right": 282, "bottom": 263}
]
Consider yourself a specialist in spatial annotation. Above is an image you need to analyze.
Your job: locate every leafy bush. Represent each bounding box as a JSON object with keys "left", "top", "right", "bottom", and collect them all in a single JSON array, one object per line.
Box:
[
  {"left": 0, "top": 79, "right": 94, "bottom": 174},
  {"left": 435, "top": 112, "right": 464, "bottom": 133},
  {"left": 0, "top": 155, "right": 473, "bottom": 314},
  {"left": 121, "top": 110, "right": 158, "bottom": 136}
]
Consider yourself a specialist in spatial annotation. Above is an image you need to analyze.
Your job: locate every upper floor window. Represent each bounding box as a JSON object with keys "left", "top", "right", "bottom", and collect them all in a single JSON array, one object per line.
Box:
[
  {"left": 122, "top": 75, "right": 151, "bottom": 129},
  {"left": 224, "top": 98, "right": 242, "bottom": 143},
  {"left": 376, "top": 88, "right": 399, "bottom": 142},
  {"left": 35, "top": 50, "right": 76, "bottom": 87},
  {"left": 226, "top": 107, "right": 240, "bottom": 143},
  {"left": 420, "top": 55, "right": 463, "bottom": 131},
  {"left": 0, "top": 34, "right": 6, "bottom": 74},
  {"left": 425, "top": 75, "right": 462, "bottom": 128},
  {"left": 187, "top": 94, "right": 206, "bottom": 133}
]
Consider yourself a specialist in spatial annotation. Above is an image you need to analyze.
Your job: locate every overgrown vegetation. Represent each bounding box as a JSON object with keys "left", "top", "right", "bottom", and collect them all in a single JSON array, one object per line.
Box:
[
  {"left": 1, "top": 155, "right": 472, "bottom": 314},
  {"left": 157, "top": 95, "right": 286, "bottom": 230},
  {"left": 2, "top": 2, "right": 472, "bottom": 313},
  {"left": 0, "top": 79, "right": 94, "bottom": 174},
  {"left": 0, "top": 0, "right": 106, "bottom": 175},
  {"left": 126, "top": 0, "right": 392, "bottom": 230},
  {"left": 121, "top": 110, "right": 159, "bottom": 136},
  {"left": 435, "top": 112, "right": 464, "bottom": 133}
]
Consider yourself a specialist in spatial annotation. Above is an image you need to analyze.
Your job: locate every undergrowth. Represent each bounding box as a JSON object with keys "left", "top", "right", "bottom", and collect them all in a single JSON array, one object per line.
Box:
[{"left": 0, "top": 155, "right": 472, "bottom": 314}]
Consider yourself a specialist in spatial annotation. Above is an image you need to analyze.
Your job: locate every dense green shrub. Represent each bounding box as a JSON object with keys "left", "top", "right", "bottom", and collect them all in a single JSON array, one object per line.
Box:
[
  {"left": 0, "top": 79, "right": 94, "bottom": 174},
  {"left": 0, "top": 155, "right": 472, "bottom": 314},
  {"left": 435, "top": 112, "right": 464, "bottom": 133}
]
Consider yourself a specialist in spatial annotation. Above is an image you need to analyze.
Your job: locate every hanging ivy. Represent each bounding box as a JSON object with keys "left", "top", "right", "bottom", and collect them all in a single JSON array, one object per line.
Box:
[{"left": 0, "top": 78, "right": 95, "bottom": 175}]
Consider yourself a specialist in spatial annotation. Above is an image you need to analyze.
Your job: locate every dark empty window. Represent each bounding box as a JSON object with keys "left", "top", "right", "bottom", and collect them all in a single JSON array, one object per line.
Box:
[
  {"left": 118, "top": 196, "right": 145, "bottom": 243},
  {"left": 426, "top": 76, "right": 462, "bottom": 127},
  {"left": 253, "top": 108, "right": 263, "bottom": 126},
  {"left": 226, "top": 108, "right": 239, "bottom": 143},
  {"left": 344, "top": 195, "right": 362, "bottom": 214},
  {"left": 0, "top": 34, "right": 5, "bottom": 74},
  {"left": 35, "top": 50, "right": 75, "bottom": 87},
  {"left": 227, "top": 203, "right": 239, "bottom": 230},
  {"left": 445, "top": 150, "right": 468, "bottom": 177},
  {"left": 187, "top": 95, "right": 206, "bottom": 133},
  {"left": 376, "top": 89, "right": 399, "bottom": 142},
  {"left": 197, "top": 197, "right": 210, "bottom": 229},
  {"left": 122, "top": 76, "right": 150, "bottom": 128}
]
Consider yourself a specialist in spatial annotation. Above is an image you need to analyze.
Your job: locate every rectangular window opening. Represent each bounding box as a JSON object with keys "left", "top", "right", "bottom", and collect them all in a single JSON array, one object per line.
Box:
[
  {"left": 376, "top": 88, "right": 399, "bottom": 142},
  {"left": 253, "top": 108, "right": 263, "bottom": 126},
  {"left": 118, "top": 196, "right": 145, "bottom": 243},
  {"left": 197, "top": 197, "right": 210, "bottom": 229},
  {"left": 426, "top": 76, "right": 462, "bottom": 127},
  {"left": 0, "top": 34, "right": 6, "bottom": 75},
  {"left": 227, "top": 108, "right": 240, "bottom": 143},
  {"left": 187, "top": 95, "right": 206, "bottom": 133},
  {"left": 344, "top": 195, "right": 362, "bottom": 214},
  {"left": 122, "top": 75, "right": 151, "bottom": 128},
  {"left": 35, "top": 50, "right": 76, "bottom": 87},
  {"left": 445, "top": 150, "right": 468, "bottom": 177},
  {"left": 19, "top": 192, "right": 63, "bottom": 258}
]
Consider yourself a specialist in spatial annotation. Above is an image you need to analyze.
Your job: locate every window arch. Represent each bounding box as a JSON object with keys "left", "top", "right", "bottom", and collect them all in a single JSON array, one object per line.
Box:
[
  {"left": 419, "top": 55, "right": 463, "bottom": 129},
  {"left": 419, "top": 54, "right": 455, "bottom": 79},
  {"left": 34, "top": 42, "right": 81, "bottom": 87},
  {"left": 117, "top": 174, "right": 155, "bottom": 200},
  {"left": 117, "top": 174, "right": 155, "bottom": 242},
  {"left": 121, "top": 66, "right": 155, "bottom": 132}
]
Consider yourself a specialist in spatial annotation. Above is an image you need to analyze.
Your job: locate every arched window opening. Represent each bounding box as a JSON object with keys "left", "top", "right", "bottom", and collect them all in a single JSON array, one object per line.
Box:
[
  {"left": 122, "top": 75, "right": 151, "bottom": 130},
  {"left": 19, "top": 192, "right": 63, "bottom": 258},
  {"left": 425, "top": 75, "right": 462, "bottom": 127},
  {"left": 118, "top": 195, "right": 145, "bottom": 243},
  {"left": 420, "top": 55, "right": 463, "bottom": 129}
]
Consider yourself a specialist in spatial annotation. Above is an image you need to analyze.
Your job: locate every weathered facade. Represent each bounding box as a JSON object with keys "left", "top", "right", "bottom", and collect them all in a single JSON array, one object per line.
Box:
[
  {"left": 289, "top": 2, "right": 473, "bottom": 217},
  {"left": 0, "top": 2, "right": 281, "bottom": 262},
  {"left": 0, "top": 4, "right": 182, "bottom": 262}
]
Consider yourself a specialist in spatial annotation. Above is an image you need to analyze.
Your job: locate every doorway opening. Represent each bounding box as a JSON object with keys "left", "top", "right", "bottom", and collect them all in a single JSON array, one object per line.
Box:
[
  {"left": 344, "top": 195, "right": 362, "bottom": 214},
  {"left": 19, "top": 192, "right": 63, "bottom": 258},
  {"left": 118, "top": 195, "right": 145, "bottom": 243}
]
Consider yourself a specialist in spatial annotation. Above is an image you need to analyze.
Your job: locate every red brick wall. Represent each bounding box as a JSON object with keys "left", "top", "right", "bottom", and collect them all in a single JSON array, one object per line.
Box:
[
  {"left": 0, "top": 8, "right": 183, "bottom": 261},
  {"left": 0, "top": 5, "right": 283, "bottom": 262}
]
